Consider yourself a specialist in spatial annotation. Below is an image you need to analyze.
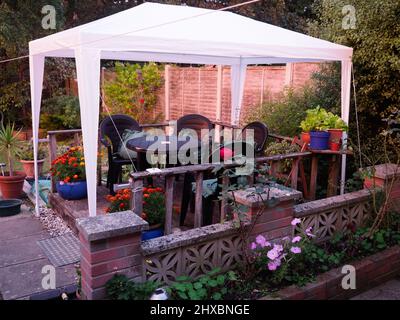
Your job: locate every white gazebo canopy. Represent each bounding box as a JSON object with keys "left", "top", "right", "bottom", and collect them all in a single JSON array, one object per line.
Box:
[{"left": 29, "top": 2, "right": 353, "bottom": 217}]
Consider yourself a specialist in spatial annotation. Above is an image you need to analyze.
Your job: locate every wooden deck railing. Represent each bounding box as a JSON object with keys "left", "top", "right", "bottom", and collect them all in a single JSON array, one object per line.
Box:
[{"left": 120, "top": 151, "right": 311, "bottom": 235}]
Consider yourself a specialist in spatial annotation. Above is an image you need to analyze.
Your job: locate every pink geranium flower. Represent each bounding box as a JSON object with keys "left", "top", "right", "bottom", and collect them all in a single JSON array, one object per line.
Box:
[
  {"left": 290, "top": 246, "right": 302, "bottom": 254},
  {"left": 267, "top": 259, "right": 281, "bottom": 271},
  {"left": 291, "top": 218, "right": 301, "bottom": 226},
  {"left": 267, "top": 248, "right": 279, "bottom": 260},
  {"left": 292, "top": 236, "right": 301, "bottom": 243}
]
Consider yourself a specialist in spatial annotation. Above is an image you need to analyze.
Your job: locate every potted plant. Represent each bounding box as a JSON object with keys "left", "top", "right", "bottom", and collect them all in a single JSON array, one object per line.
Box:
[
  {"left": 326, "top": 113, "right": 348, "bottom": 150},
  {"left": 105, "top": 187, "right": 165, "bottom": 240},
  {"left": 299, "top": 121, "right": 312, "bottom": 145},
  {"left": 330, "top": 136, "right": 341, "bottom": 151},
  {"left": 300, "top": 106, "right": 331, "bottom": 150},
  {"left": 50, "top": 146, "right": 87, "bottom": 200},
  {"left": 0, "top": 122, "right": 26, "bottom": 199},
  {"left": 19, "top": 143, "right": 47, "bottom": 179}
]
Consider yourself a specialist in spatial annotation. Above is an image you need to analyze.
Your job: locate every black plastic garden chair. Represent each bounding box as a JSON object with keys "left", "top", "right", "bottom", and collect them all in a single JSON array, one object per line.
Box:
[
  {"left": 99, "top": 114, "right": 141, "bottom": 194},
  {"left": 241, "top": 121, "right": 269, "bottom": 156}
]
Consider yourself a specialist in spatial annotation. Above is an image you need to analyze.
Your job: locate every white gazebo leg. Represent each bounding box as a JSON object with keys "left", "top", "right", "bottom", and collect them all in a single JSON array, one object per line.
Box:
[
  {"left": 230, "top": 62, "right": 247, "bottom": 127},
  {"left": 75, "top": 48, "right": 101, "bottom": 217},
  {"left": 340, "top": 59, "right": 352, "bottom": 195},
  {"left": 29, "top": 54, "right": 45, "bottom": 217}
]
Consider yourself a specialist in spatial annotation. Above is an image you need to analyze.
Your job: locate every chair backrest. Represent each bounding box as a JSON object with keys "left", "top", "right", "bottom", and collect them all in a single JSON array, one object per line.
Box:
[
  {"left": 242, "top": 121, "right": 269, "bottom": 153},
  {"left": 100, "top": 114, "right": 141, "bottom": 152},
  {"left": 176, "top": 114, "right": 213, "bottom": 139}
]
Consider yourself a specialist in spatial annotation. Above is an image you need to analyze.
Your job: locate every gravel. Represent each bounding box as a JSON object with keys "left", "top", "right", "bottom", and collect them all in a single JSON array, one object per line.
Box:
[{"left": 37, "top": 206, "right": 72, "bottom": 237}]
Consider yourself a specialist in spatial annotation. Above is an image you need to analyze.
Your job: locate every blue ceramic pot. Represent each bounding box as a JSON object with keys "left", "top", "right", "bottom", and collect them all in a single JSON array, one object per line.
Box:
[
  {"left": 56, "top": 180, "right": 87, "bottom": 200},
  {"left": 142, "top": 225, "right": 164, "bottom": 241},
  {"left": 310, "top": 131, "right": 330, "bottom": 150}
]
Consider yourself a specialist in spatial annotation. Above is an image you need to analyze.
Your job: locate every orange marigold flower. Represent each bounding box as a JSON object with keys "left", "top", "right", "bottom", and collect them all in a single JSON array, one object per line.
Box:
[
  {"left": 73, "top": 174, "right": 78, "bottom": 179},
  {"left": 144, "top": 194, "right": 150, "bottom": 198}
]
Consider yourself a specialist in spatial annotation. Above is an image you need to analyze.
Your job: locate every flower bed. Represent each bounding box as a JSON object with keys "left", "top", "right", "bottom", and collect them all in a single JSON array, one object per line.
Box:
[
  {"left": 263, "top": 245, "right": 400, "bottom": 300},
  {"left": 104, "top": 217, "right": 400, "bottom": 300}
]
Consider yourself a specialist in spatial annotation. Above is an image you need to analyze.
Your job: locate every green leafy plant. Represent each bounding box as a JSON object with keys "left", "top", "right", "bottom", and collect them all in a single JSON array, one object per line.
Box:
[
  {"left": 326, "top": 112, "right": 348, "bottom": 131},
  {"left": 104, "top": 62, "right": 163, "bottom": 124},
  {"left": 41, "top": 95, "right": 81, "bottom": 131},
  {"left": 19, "top": 142, "right": 47, "bottom": 161},
  {"left": 106, "top": 274, "right": 159, "bottom": 300},
  {"left": 166, "top": 268, "right": 237, "bottom": 300},
  {"left": 299, "top": 106, "right": 331, "bottom": 132},
  {"left": 0, "top": 122, "right": 23, "bottom": 176}
]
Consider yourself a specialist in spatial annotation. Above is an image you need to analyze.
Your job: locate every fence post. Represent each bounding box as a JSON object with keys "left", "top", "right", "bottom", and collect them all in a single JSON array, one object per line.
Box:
[{"left": 48, "top": 133, "right": 57, "bottom": 192}]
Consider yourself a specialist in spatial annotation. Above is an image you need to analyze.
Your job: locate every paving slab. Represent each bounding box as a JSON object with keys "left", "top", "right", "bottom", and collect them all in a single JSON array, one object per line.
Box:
[
  {"left": 0, "top": 258, "right": 76, "bottom": 300},
  {"left": 351, "top": 278, "right": 400, "bottom": 300},
  {"left": 0, "top": 209, "right": 77, "bottom": 300}
]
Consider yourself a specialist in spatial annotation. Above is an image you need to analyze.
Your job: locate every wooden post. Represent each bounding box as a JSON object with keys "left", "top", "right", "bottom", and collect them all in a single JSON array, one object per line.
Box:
[
  {"left": 327, "top": 155, "right": 340, "bottom": 197},
  {"left": 290, "top": 158, "right": 300, "bottom": 190},
  {"left": 74, "top": 132, "right": 80, "bottom": 146},
  {"left": 309, "top": 154, "right": 319, "bottom": 200},
  {"left": 220, "top": 175, "right": 230, "bottom": 223},
  {"left": 131, "top": 178, "right": 143, "bottom": 215},
  {"left": 194, "top": 172, "right": 204, "bottom": 228},
  {"left": 48, "top": 133, "right": 57, "bottom": 192},
  {"left": 164, "top": 175, "right": 175, "bottom": 235},
  {"left": 164, "top": 65, "right": 170, "bottom": 122}
]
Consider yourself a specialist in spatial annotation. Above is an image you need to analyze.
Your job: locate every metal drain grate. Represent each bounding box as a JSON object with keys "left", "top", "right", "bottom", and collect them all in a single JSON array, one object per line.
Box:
[{"left": 37, "top": 233, "right": 80, "bottom": 267}]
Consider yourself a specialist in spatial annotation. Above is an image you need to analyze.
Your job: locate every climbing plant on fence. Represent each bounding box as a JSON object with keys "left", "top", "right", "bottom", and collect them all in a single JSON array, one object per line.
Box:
[{"left": 103, "top": 62, "right": 164, "bottom": 124}]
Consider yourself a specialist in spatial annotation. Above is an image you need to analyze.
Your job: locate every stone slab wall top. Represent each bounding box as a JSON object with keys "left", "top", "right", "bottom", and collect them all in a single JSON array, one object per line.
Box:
[
  {"left": 232, "top": 184, "right": 302, "bottom": 208},
  {"left": 363, "top": 164, "right": 400, "bottom": 180},
  {"left": 77, "top": 210, "right": 148, "bottom": 241}
]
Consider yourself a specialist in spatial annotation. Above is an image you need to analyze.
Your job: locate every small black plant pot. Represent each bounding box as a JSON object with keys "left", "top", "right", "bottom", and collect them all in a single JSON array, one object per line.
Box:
[{"left": 0, "top": 199, "right": 23, "bottom": 217}]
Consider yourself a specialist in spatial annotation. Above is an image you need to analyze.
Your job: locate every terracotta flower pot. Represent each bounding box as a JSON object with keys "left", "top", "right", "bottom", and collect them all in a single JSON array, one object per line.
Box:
[
  {"left": 328, "top": 129, "right": 343, "bottom": 148},
  {"left": 20, "top": 159, "right": 45, "bottom": 179},
  {"left": 300, "top": 132, "right": 310, "bottom": 145},
  {"left": 0, "top": 171, "right": 26, "bottom": 199},
  {"left": 330, "top": 142, "right": 341, "bottom": 151}
]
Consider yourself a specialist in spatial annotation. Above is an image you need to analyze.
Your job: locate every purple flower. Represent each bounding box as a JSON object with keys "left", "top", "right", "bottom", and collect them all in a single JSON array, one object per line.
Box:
[
  {"left": 290, "top": 246, "right": 302, "bottom": 254},
  {"left": 267, "top": 259, "right": 281, "bottom": 271},
  {"left": 267, "top": 248, "right": 279, "bottom": 260},
  {"left": 291, "top": 218, "right": 301, "bottom": 226},
  {"left": 255, "top": 235, "right": 266, "bottom": 246},
  {"left": 273, "top": 244, "right": 283, "bottom": 252},
  {"left": 305, "top": 226, "right": 315, "bottom": 238},
  {"left": 292, "top": 236, "right": 301, "bottom": 243},
  {"left": 255, "top": 235, "right": 271, "bottom": 248},
  {"left": 250, "top": 242, "right": 257, "bottom": 250}
]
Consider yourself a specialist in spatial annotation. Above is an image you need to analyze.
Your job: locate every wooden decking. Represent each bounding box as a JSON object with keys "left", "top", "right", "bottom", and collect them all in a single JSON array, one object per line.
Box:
[{"left": 48, "top": 179, "right": 199, "bottom": 235}]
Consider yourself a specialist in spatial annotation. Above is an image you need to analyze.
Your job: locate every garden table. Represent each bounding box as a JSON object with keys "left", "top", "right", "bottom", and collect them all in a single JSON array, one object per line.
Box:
[
  {"left": 308, "top": 149, "right": 353, "bottom": 200},
  {"left": 126, "top": 134, "right": 202, "bottom": 171}
]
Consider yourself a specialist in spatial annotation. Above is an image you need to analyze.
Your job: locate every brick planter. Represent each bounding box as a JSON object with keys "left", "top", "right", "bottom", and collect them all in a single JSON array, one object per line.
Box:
[
  {"left": 76, "top": 210, "right": 148, "bottom": 300},
  {"left": 260, "top": 245, "right": 400, "bottom": 300}
]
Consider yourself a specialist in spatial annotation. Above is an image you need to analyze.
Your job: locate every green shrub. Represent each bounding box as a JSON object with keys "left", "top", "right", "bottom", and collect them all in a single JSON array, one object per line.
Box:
[
  {"left": 246, "top": 86, "right": 321, "bottom": 137},
  {"left": 166, "top": 268, "right": 237, "bottom": 300},
  {"left": 106, "top": 274, "right": 159, "bottom": 300},
  {"left": 104, "top": 62, "right": 163, "bottom": 124},
  {"left": 41, "top": 95, "right": 80, "bottom": 130}
]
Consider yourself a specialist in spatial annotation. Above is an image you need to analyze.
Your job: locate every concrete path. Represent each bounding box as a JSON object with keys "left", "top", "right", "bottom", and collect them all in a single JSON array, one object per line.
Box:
[
  {"left": 0, "top": 208, "right": 76, "bottom": 300},
  {"left": 352, "top": 278, "right": 400, "bottom": 300}
]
